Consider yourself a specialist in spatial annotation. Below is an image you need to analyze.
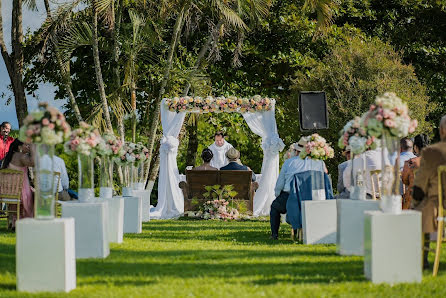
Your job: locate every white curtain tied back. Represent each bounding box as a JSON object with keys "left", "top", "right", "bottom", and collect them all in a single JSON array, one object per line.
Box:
[{"left": 160, "top": 136, "right": 180, "bottom": 153}]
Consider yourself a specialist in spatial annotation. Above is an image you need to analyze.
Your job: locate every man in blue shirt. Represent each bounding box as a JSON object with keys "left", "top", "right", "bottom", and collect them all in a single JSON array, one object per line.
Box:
[{"left": 269, "top": 137, "right": 326, "bottom": 240}]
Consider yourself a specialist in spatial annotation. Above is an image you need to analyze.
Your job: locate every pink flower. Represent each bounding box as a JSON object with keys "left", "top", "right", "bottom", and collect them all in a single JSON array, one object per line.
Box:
[
  {"left": 26, "top": 129, "right": 33, "bottom": 137},
  {"left": 376, "top": 115, "right": 383, "bottom": 121},
  {"left": 366, "top": 138, "right": 372, "bottom": 146},
  {"left": 370, "top": 105, "right": 376, "bottom": 111},
  {"left": 48, "top": 123, "right": 55, "bottom": 129},
  {"left": 42, "top": 118, "right": 50, "bottom": 126},
  {"left": 384, "top": 119, "right": 395, "bottom": 127}
]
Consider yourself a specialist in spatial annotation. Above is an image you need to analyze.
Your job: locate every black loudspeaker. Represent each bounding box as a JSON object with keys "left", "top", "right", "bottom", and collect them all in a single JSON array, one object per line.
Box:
[{"left": 299, "top": 91, "right": 329, "bottom": 130}]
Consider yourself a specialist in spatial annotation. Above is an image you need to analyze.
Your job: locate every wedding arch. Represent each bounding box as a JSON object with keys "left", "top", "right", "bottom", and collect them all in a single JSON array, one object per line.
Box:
[{"left": 150, "top": 96, "right": 285, "bottom": 219}]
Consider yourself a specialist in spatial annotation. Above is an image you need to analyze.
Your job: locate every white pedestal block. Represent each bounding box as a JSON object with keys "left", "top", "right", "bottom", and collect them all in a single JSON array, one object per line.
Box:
[
  {"left": 337, "top": 199, "right": 380, "bottom": 256},
  {"left": 61, "top": 200, "right": 110, "bottom": 259},
  {"left": 16, "top": 218, "right": 76, "bottom": 293},
  {"left": 302, "top": 200, "right": 337, "bottom": 244},
  {"left": 123, "top": 196, "right": 142, "bottom": 233},
  {"left": 105, "top": 197, "right": 124, "bottom": 244},
  {"left": 364, "top": 210, "right": 422, "bottom": 284},
  {"left": 132, "top": 190, "right": 150, "bottom": 222}
]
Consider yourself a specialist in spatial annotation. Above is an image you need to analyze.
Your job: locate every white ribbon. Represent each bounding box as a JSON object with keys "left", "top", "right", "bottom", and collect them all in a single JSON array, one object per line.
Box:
[
  {"left": 160, "top": 136, "right": 180, "bottom": 153},
  {"left": 261, "top": 135, "right": 285, "bottom": 153}
]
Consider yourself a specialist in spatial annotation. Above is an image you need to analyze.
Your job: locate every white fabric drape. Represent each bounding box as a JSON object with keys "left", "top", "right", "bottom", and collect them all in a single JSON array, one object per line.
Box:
[
  {"left": 150, "top": 99, "right": 186, "bottom": 219},
  {"left": 242, "top": 100, "right": 284, "bottom": 216}
]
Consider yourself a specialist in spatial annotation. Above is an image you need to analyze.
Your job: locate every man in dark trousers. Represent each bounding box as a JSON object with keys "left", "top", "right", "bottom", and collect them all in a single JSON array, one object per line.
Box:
[{"left": 220, "top": 148, "right": 256, "bottom": 182}]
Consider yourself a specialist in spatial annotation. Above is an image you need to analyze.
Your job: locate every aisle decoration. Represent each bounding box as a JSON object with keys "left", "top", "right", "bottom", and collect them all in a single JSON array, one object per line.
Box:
[
  {"left": 361, "top": 92, "right": 418, "bottom": 213},
  {"left": 299, "top": 134, "right": 334, "bottom": 161},
  {"left": 130, "top": 142, "right": 150, "bottom": 190},
  {"left": 96, "top": 132, "right": 125, "bottom": 198},
  {"left": 18, "top": 102, "right": 71, "bottom": 219},
  {"left": 338, "top": 116, "right": 379, "bottom": 155},
  {"left": 164, "top": 95, "right": 273, "bottom": 113},
  {"left": 64, "top": 122, "right": 101, "bottom": 202}
]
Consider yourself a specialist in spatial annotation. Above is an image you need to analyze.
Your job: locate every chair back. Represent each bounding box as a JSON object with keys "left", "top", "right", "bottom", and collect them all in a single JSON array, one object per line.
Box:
[
  {"left": 219, "top": 170, "right": 253, "bottom": 200},
  {"left": 0, "top": 169, "right": 24, "bottom": 200},
  {"left": 369, "top": 170, "right": 381, "bottom": 200},
  {"left": 185, "top": 170, "right": 219, "bottom": 200},
  {"left": 433, "top": 165, "right": 446, "bottom": 276}
]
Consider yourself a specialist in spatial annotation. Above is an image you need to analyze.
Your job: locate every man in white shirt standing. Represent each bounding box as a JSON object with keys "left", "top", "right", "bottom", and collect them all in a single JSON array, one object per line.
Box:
[
  {"left": 208, "top": 131, "right": 233, "bottom": 169},
  {"left": 270, "top": 137, "right": 327, "bottom": 240},
  {"left": 53, "top": 155, "right": 71, "bottom": 201}
]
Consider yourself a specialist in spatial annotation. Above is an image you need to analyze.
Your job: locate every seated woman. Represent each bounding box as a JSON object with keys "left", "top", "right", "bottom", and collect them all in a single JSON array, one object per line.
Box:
[
  {"left": 192, "top": 148, "right": 217, "bottom": 171},
  {"left": 1, "top": 140, "right": 35, "bottom": 229},
  {"left": 220, "top": 148, "right": 256, "bottom": 182},
  {"left": 401, "top": 134, "right": 429, "bottom": 209}
]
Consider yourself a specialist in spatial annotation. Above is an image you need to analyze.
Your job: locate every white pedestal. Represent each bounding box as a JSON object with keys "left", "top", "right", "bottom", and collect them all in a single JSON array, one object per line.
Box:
[
  {"left": 61, "top": 200, "right": 110, "bottom": 259},
  {"left": 105, "top": 197, "right": 124, "bottom": 244},
  {"left": 122, "top": 196, "right": 142, "bottom": 233},
  {"left": 302, "top": 200, "right": 337, "bottom": 244},
  {"left": 132, "top": 190, "right": 150, "bottom": 222},
  {"left": 364, "top": 210, "right": 422, "bottom": 284},
  {"left": 337, "top": 199, "right": 380, "bottom": 256},
  {"left": 16, "top": 218, "right": 76, "bottom": 293}
]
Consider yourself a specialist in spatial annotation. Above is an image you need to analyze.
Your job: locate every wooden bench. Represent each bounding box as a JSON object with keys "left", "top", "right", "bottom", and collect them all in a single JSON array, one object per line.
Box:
[{"left": 179, "top": 170, "right": 258, "bottom": 212}]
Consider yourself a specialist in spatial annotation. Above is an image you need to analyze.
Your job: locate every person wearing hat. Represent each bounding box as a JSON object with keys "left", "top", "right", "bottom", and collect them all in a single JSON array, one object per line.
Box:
[
  {"left": 193, "top": 148, "right": 218, "bottom": 171},
  {"left": 270, "top": 136, "right": 326, "bottom": 240},
  {"left": 219, "top": 148, "right": 256, "bottom": 181},
  {"left": 335, "top": 146, "right": 351, "bottom": 199},
  {"left": 208, "top": 131, "right": 234, "bottom": 169}
]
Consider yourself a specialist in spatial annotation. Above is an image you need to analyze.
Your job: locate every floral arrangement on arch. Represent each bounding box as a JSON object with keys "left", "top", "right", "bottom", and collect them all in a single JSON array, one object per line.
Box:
[
  {"left": 361, "top": 92, "right": 418, "bottom": 138},
  {"left": 164, "top": 95, "right": 273, "bottom": 113},
  {"left": 64, "top": 122, "right": 101, "bottom": 156},
  {"left": 299, "top": 133, "right": 334, "bottom": 161},
  {"left": 96, "top": 132, "right": 125, "bottom": 158},
  {"left": 18, "top": 102, "right": 71, "bottom": 145},
  {"left": 338, "top": 116, "right": 379, "bottom": 155}
]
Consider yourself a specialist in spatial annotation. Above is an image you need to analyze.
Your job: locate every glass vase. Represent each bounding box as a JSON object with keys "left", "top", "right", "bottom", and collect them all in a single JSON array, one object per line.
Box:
[
  {"left": 132, "top": 161, "right": 146, "bottom": 190},
  {"left": 122, "top": 162, "right": 133, "bottom": 196},
  {"left": 78, "top": 153, "right": 94, "bottom": 202},
  {"left": 34, "top": 143, "right": 55, "bottom": 219},
  {"left": 99, "top": 155, "right": 113, "bottom": 199},
  {"left": 380, "top": 131, "right": 402, "bottom": 213}
]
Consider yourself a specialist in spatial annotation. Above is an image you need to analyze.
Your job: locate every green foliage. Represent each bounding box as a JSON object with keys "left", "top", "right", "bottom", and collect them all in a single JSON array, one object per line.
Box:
[{"left": 202, "top": 184, "right": 238, "bottom": 202}]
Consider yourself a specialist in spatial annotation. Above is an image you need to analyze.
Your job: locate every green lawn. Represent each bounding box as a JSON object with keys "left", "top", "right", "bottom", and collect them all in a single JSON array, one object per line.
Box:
[{"left": 0, "top": 218, "right": 445, "bottom": 297}]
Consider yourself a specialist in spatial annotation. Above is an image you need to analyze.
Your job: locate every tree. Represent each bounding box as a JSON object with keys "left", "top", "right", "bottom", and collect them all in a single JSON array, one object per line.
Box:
[{"left": 0, "top": 0, "right": 29, "bottom": 126}]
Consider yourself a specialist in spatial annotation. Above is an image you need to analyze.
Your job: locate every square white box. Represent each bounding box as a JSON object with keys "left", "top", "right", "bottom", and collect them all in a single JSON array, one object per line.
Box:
[
  {"left": 16, "top": 218, "right": 76, "bottom": 293},
  {"left": 132, "top": 190, "right": 151, "bottom": 222},
  {"left": 61, "top": 200, "right": 109, "bottom": 259},
  {"left": 364, "top": 210, "right": 422, "bottom": 284},
  {"left": 122, "top": 196, "right": 142, "bottom": 234},
  {"left": 105, "top": 197, "right": 124, "bottom": 243},
  {"left": 337, "top": 199, "right": 380, "bottom": 256},
  {"left": 302, "top": 200, "right": 337, "bottom": 244}
]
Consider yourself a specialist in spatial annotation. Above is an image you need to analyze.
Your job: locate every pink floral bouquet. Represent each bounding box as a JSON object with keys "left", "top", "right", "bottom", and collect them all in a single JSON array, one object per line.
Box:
[
  {"left": 202, "top": 199, "right": 239, "bottom": 220},
  {"left": 18, "top": 102, "right": 71, "bottom": 145},
  {"left": 338, "top": 116, "right": 379, "bottom": 155},
  {"left": 361, "top": 92, "right": 418, "bottom": 138},
  {"left": 97, "top": 132, "right": 125, "bottom": 158},
  {"left": 64, "top": 122, "right": 101, "bottom": 156},
  {"left": 165, "top": 95, "right": 273, "bottom": 113},
  {"left": 299, "top": 133, "right": 334, "bottom": 161},
  {"left": 116, "top": 142, "right": 149, "bottom": 165}
]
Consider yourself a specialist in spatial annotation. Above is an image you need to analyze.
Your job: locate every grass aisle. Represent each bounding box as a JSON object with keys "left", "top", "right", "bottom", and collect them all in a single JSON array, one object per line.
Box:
[{"left": 0, "top": 218, "right": 446, "bottom": 297}]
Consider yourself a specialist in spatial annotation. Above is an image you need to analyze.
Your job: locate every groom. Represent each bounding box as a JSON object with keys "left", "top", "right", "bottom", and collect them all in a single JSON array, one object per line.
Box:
[{"left": 208, "top": 131, "right": 233, "bottom": 169}]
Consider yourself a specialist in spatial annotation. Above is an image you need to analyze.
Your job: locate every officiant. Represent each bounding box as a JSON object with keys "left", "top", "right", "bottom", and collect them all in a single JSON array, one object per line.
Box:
[{"left": 208, "top": 131, "right": 233, "bottom": 169}]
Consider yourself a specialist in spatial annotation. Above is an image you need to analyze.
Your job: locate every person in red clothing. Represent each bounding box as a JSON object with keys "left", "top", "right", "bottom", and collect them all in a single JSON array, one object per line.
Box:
[{"left": 0, "top": 122, "right": 14, "bottom": 166}]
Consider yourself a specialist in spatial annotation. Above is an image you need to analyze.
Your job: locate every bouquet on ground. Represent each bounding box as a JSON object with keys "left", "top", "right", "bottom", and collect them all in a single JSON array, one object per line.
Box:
[
  {"left": 202, "top": 199, "right": 239, "bottom": 220},
  {"left": 299, "top": 133, "right": 334, "bottom": 161},
  {"left": 19, "top": 102, "right": 71, "bottom": 145},
  {"left": 338, "top": 116, "right": 379, "bottom": 155},
  {"left": 165, "top": 95, "right": 273, "bottom": 113},
  {"left": 360, "top": 92, "right": 418, "bottom": 138},
  {"left": 64, "top": 122, "right": 101, "bottom": 156},
  {"left": 96, "top": 132, "right": 125, "bottom": 158}
]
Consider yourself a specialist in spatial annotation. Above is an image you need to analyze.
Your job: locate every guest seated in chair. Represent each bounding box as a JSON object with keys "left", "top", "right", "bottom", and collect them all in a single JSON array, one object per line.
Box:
[
  {"left": 269, "top": 137, "right": 327, "bottom": 240},
  {"left": 220, "top": 148, "right": 256, "bottom": 182},
  {"left": 192, "top": 149, "right": 218, "bottom": 171},
  {"left": 413, "top": 115, "right": 446, "bottom": 269}
]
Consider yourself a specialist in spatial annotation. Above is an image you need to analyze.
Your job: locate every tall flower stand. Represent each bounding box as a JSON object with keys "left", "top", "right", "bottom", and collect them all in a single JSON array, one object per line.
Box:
[
  {"left": 120, "top": 195, "right": 142, "bottom": 234},
  {"left": 336, "top": 199, "right": 380, "bottom": 256},
  {"left": 61, "top": 200, "right": 109, "bottom": 259},
  {"left": 364, "top": 210, "right": 422, "bottom": 284},
  {"left": 16, "top": 218, "right": 76, "bottom": 293},
  {"left": 132, "top": 190, "right": 150, "bottom": 222},
  {"left": 302, "top": 200, "right": 337, "bottom": 244}
]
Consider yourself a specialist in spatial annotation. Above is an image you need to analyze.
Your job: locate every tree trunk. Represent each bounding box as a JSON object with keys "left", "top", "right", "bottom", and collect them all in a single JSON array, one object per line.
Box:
[
  {"left": 144, "top": 4, "right": 189, "bottom": 173},
  {"left": 185, "top": 116, "right": 199, "bottom": 167},
  {"left": 44, "top": 0, "right": 83, "bottom": 124},
  {"left": 92, "top": 1, "right": 113, "bottom": 131},
  {"left": 0, "top": 0, "right": 28, "bottom": 126},
  {"left": 146, "top": 153, "right": 160, "bottom": 195},
  {"left": 131, "top": 89, "right": 136, "bottom": 142}
]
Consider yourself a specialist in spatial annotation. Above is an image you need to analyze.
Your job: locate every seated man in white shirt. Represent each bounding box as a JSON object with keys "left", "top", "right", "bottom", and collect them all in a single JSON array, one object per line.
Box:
[
  {"left": 53, "top": 155, "right": 71, "bottom": 201},
  {"left": 208, "top": 131, "right": 233, "bottom": 169},
  {"left": 270, "top": 137, "right": 327, "bottom": 240},
  {"left": 343, "top": 148, "right": 389, "bottom": 199}
]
